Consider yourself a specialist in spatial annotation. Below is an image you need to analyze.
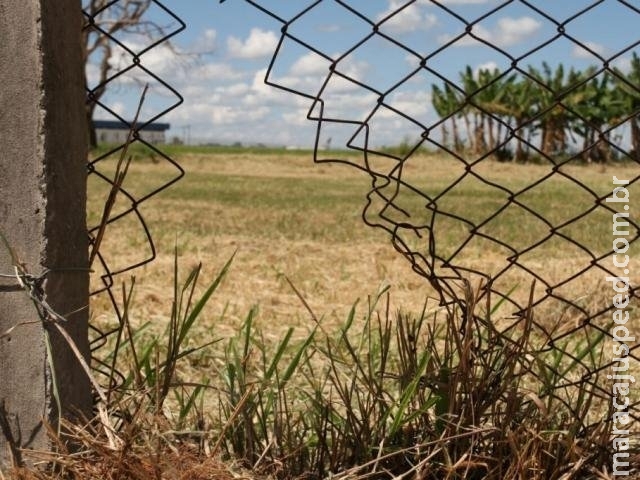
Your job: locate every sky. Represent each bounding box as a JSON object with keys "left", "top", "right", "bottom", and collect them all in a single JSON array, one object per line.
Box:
[{"left": 88, "top": 0, "right": 640, "bottom": 148}]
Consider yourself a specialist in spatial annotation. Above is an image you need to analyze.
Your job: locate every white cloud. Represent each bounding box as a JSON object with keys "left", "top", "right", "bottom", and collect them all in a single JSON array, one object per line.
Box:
[
  {"left": 438, "top": 26, "right": 485, "bottom": 47},
  {"left": 384, "top": 90, "right": 432, "bottom": 119},
  {"left": 241, "top": 68, "right": 313, "bottom": 108},
  {"left": 216, "top": 82, "right": 251, "bottom": 97},
  {"left": 256, "top": 51, "right": 371, "bottom": 101},
  {"left": 160, "top": 63, "right": 286, "bottom": 142},
  {"left": 290, "top": 51, "right": 331, "bottom": 76},
  {"left": 321, "top": 89, "right": 379, "bottom": 116},
  {"left": 613, "top": 56, "right": 632, "bottom": 73},
  {"left": 86, "top": 62, "right": 100, "bottom": 86},
  {"left": 211, "top": 105, "right": 270, "bottom": 125},
  {"left": 111, "top": 101, "right": 126, "bottom": 116},
  {"left": 334, "top": 58, "right": 371, "bottom": 85},
  {"left": 282, "top": 108, "right": 313, "bottom": 127},
  {"left": 107, "top": 42, "right": 178, "bottom": 77},
  {"left": 191, "top": 28, "right": 217, "bottom": 54},
  {"left": 317, "top": 24, "right": 341, "bottom": 33},
  {"left": 227, "top": 28, "right": 279, "bottom": 59},
  {"left": 251, "top": 68, "right": 282, "bottom": 96},
  {"left": 378, "top": 1, "right": 438, "bottom": 34},
  {"left": 474, "top": 61, "right": 499, "bottom": 76},
  {"left": 495, "top": 17, "right": 541, "bottom": 47},
  {"left": 572, "top": 41, "right": 606, "bottom": 59},
  {"left": 439, "top": 16, "right": 541, "bottom": 48},
  {"left": 188, "top": 62, "right": 245, "bottom": 82}
]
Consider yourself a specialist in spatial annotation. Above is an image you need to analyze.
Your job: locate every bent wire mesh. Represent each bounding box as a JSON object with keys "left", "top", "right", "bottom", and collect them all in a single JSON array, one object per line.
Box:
[
  {"left": 83, "top": 0, "right": 185, "bottom": 387},
  {"left": 229, "top": 0, "right": 640, "bottom": 438}
]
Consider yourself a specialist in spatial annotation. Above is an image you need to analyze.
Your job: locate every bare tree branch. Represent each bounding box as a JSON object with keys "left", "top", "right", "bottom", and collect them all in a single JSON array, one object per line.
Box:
[{"left": 82, "top": 0, "right": 179, "bottom": 147}]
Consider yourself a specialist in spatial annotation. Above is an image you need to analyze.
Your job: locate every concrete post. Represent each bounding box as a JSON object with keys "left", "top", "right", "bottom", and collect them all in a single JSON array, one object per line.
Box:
[{"left": 0, "top": 0, "right": 91, "bottom": 467}]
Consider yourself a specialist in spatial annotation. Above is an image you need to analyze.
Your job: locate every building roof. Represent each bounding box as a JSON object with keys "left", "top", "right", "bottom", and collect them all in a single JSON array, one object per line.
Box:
[{"left": 93, "top": 120, "right": 170, "bottom": 131}]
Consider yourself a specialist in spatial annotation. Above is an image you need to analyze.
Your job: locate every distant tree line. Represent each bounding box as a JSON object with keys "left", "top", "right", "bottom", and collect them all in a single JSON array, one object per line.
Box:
[{"left": 430, "top": 53, "right": 640, "bottom": 162}]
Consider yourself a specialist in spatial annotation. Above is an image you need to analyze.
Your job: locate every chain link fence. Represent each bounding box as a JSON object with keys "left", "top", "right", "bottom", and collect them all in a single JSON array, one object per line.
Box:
[
  {"left": 82, "top": 0, "right": 185, "bottom": 385},
  {"left": 233, "top": 0, "right": 639, "bottom": 449},
  {"left": 82, "top": 0, "right": 639, "bottom": 469}
]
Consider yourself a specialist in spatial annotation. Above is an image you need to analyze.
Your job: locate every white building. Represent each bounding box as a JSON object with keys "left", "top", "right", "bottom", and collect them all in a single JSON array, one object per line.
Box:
[{"left": 94, "top": 120, "right": 170, "bottom": 145}]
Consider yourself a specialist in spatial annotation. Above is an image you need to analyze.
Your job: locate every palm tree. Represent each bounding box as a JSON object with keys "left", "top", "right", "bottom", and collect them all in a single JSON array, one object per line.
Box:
[
  {"left": 500, "top": 74, "right": 535, "bottom": 162},
  {"left": 431, "top": 84, "right": 450, "bottom": 149},
  {"left": 527, "top": 62, "right": 589, "bottom": 160},
  {"left": 445, "top": 82, "right": 464, "bottom": 152},
  {"left": 613, "top": 52, "right": 640, "bottom": 160},
  {"left": 430, "top": 62, "right": 628, "bottom": 163},
  {"left": 458, "top": 65, "right": 490, "bottom": 156},
  {"left": 474, "top": 68, "right": 517, "bottom": 154},
  {"left": 571, "top": 69, "right": 621, "bottom": 162},
  {"left": 431, "top": 82, "right": 463, "bottom": 151},
  {"left": 528, "top": 63, "right": 561, "bottom": 157}
]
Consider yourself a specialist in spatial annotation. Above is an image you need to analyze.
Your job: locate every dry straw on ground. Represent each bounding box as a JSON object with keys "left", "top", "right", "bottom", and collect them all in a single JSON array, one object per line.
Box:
[
  {"left": 89, "top": 150, "right": 637, "bottom": 336},
  {"left": 4, "top": 149, "right": 634, "bottom": 479}
]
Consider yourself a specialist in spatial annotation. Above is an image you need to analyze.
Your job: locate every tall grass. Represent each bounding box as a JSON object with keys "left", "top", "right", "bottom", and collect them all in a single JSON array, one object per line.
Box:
[
  {"left": 6, "top": 257, "right": 629, "bottom": 479},
  {"left": 210, "top": 280, "right": 618, "bottom": 479}
]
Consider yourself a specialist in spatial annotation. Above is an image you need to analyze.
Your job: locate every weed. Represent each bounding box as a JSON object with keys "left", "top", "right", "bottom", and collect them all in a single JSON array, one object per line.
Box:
[
  {"left": 7, "top": 256, "right": 635, "bottom": 479},
  {"left": 209, "top": 280, "right": 624, "bottom": 479}
]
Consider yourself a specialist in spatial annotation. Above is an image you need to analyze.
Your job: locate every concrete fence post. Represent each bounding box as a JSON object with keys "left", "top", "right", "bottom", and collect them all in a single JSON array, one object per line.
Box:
[{"left": 0, "top": 0, "right": 91, "bottom": 467}]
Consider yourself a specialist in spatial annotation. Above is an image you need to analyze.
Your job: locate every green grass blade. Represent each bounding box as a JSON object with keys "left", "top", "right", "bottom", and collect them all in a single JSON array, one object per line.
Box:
[{"left": 177, "top": 253, "right": 235, "bottom": 347}]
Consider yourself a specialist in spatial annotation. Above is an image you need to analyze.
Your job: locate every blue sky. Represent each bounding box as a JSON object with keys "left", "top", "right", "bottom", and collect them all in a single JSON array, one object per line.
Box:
[{"left": 89, "top": 0, "right": 640, "bottom": 148}]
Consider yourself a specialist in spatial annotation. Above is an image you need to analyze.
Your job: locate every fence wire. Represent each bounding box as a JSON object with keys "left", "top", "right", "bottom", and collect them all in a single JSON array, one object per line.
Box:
[
  {"left": 82, "top": 0, "right": 184, "bottom": 386},
  {"left": 232, "top": 0, "right": 639, "bottom": 448},
  {"left": 81, "top": 0, "right": 640, "bottom": 467}
]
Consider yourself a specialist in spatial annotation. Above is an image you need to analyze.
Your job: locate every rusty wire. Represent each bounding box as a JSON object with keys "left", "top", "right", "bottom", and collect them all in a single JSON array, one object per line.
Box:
[
  {"left": 83, "top": 0, "right": 185, "bottom": 387},
  {"left": 229, "top": 0, "right": 640, "bottom": 436}
]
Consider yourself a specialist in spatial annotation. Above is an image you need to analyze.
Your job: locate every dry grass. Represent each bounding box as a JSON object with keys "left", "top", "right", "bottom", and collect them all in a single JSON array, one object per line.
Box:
[
  {"left": 6, "top": 444, "right": 250, "bottom": 480},
  {"left": 87, "top": 150, "right": 638, "bottom": 335},
  {"left": 5, "top": 148, "right": 634, "bottom": 479},
  {"left": 88, "top": 151, "right": 436, "bottom": 338},
  {"left": 86, "top": 151, "right": 639, "bottom": 421}
]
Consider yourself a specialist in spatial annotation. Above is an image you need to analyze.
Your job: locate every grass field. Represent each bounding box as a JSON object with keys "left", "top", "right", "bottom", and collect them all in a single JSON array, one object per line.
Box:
[
  {"left": 88, "top": 147, "right": 638, "bottom": 335},
  {"left": 43, "top": 147, "right": 636, "bottom": 479},
  {"left": 89, "top": 149, "right": 430, "bottom": 335}
]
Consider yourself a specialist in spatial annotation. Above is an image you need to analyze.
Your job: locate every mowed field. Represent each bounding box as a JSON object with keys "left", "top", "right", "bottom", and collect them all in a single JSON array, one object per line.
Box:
[{"left": 87, "top": 148, "right": 639, "bottom": 341}]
